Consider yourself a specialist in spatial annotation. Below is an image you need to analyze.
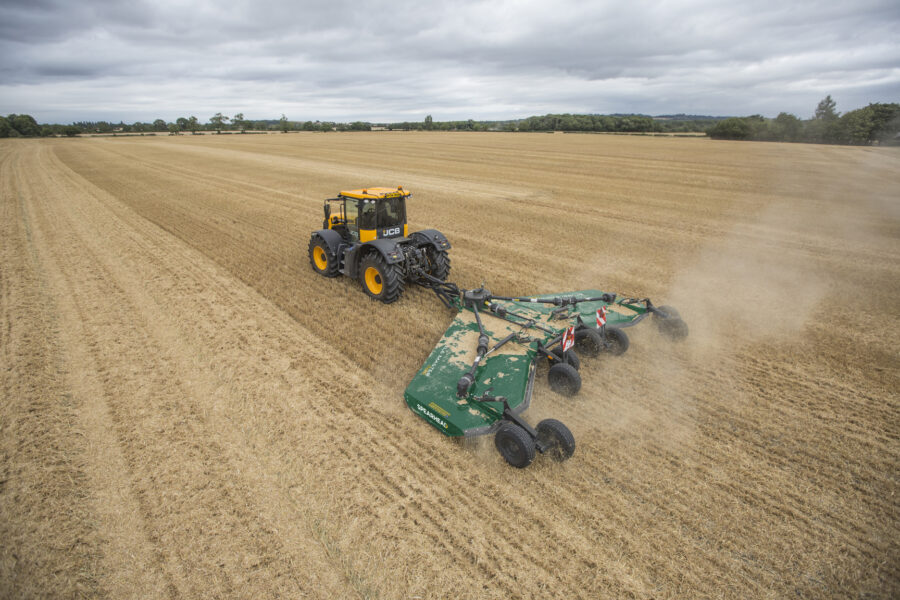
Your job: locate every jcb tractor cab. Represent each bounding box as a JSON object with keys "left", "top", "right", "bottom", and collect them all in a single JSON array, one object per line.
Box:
[
  {"left": 308, "top": 187, "right": 451, "bottom": 303},
  {"left": 324, "top": 187, "right": 409, "bottom": 242}
]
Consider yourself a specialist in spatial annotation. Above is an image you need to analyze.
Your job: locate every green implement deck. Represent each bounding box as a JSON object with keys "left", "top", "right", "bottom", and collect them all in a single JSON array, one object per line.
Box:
[{"left": 404, "top": 290, "right": 651, "bottom": 437}]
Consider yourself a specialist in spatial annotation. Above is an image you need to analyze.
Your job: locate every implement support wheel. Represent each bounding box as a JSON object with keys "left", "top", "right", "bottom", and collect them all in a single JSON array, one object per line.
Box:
[
  {"left": 494, "top": 423, "right": 536, "bottom": 468},
  {"left": 603, "top": 327, "right": 630, "bottom": 356},
  {"left": 548, "top": 362, "right": 581, "bottom": 396},
  {"left": 537, "top": 419, "right": 576, "bottom": 462},
  {"left": 574, "top": 327, "right": 603, "bottom": 357},
  {"left": 654, "top": 305, "right": 689, "bottom": 341},
  {"left": 549, "top": 347, "right": 580, "bottom": 371}
]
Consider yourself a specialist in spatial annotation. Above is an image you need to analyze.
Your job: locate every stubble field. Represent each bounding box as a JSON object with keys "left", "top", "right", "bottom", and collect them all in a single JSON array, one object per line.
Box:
[{"left": 1, "top": 131, "right": 898, "bottom": 599}]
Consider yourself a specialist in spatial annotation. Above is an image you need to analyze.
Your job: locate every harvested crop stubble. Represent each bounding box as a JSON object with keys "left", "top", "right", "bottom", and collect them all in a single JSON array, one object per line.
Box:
[{"left": 1, "top": 132, "right": 898, "bottom": 599}]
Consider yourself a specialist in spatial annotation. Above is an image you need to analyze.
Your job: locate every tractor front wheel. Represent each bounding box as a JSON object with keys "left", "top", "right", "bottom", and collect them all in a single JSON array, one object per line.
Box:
[
  {"left": 548, "top": 362, "right": 581, "bottom": 396},
  {"left": 494, "top": 423, "right": 536, "bottom": 468},
  {"left": 537, "top": 419, "right": 576, "bottom": 462},
  {"left": 359, "top": 253, "right": 403, "bottom": 303},
  {"left": 308, "top": 235, "right": 339, "bottom": 277}
]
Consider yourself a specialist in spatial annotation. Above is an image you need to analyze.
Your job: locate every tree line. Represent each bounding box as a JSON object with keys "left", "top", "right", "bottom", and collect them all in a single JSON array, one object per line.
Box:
[
  {"left": 512, "top": 113, "right": 719, "bottom": 133},
  {"left": 0, "top": 112, "right": 381, "bottom": 136},
  {"left": 0, "top": 111, "right": 721, "bottom": 137},
  {"left": 706, "top": 97, "right": 900, "bottom": 145},
  {"left": 382, "top": 114, "right": 719, "bottom": 132},
  {"left": 2, "top": 97, "right": 898, "bottom": 145},
  {"left": 385, "top": 117, "right": 505, "bottom": 131}
]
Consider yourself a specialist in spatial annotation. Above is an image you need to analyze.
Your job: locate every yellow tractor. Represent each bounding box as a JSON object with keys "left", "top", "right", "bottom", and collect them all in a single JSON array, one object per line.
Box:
[{"left": 308, "top": 187, "right": 451, "bottom": 303}]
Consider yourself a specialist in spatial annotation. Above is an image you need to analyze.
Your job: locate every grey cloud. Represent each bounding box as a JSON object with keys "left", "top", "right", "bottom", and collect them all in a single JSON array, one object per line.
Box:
[{"left": 1, "top": 0, "right": 898, "bottom": 122}]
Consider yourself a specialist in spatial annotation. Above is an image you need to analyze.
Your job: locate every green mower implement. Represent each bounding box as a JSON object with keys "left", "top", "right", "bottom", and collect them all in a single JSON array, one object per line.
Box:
[{"left": 405, "top": 280, "right": 689, "bottom": 468}]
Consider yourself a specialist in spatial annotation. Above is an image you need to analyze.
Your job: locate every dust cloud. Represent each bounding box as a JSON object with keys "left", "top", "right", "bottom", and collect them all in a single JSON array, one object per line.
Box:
[{"left": 668, "top": 201, "right": 830, "bottom": 360}]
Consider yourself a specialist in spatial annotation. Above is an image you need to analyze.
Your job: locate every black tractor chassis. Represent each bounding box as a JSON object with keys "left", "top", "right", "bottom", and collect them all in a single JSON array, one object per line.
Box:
[{"left": 310, "top": 228, "right": 450, "bottom": 282}]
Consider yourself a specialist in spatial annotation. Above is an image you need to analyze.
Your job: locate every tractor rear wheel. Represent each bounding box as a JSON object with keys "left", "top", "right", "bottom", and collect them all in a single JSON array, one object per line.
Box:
[
  {"left": 494, "top": 423, "right": 536, "bottom": 468},
  {"left": 574, "top": 327, "right": 603, "bottom": 357},
  {"left": 308, "top": 235, "right": 339, "bottom": 277},
  {"left": 537, "top": 419, "right": 576, "bottom": 462},
  {"left": 549, "top": 347, "right": 580, "bottom": 371},
  {"left": 603, "top": 327, "right": 630, "bottom": 355},
  {"left": 425, "top": 247, "right": 451, "bottom": 281},
  {"left": 359, "top": 253, "right": 403, "bottom": 303},
  {"left": 548, "top": 363, "right": 581, "bottom": 396}
]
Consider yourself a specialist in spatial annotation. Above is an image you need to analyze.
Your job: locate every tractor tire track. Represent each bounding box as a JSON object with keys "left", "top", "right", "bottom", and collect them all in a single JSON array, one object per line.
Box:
[
  {"left": 17, "top": 144, "right": 358, "bottom": 599},
  {"left": 1, "top": 143, "right": 104, "bottom": 599}
]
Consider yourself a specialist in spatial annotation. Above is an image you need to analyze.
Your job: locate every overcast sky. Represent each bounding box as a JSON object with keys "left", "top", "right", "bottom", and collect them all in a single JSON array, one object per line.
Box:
[{"left": 1, "top": 0, "right": 898, "bottom": 124}]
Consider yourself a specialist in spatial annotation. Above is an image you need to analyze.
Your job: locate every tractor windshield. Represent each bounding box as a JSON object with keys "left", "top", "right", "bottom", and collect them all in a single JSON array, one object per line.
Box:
[{"left": 377, "top": 196, "right": 406, "bottom": 229}]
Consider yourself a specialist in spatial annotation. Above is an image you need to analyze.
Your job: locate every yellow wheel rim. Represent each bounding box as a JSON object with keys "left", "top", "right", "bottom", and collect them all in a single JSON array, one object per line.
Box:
[
  {"left": 364, "top": 266, "right": 383, "bottom": 295},
  {"left": 313, "top": 246, "right": 328, "bottom": 270}
]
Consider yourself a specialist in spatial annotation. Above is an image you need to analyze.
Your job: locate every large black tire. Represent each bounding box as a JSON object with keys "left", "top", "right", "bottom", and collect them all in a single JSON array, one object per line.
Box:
[
  {"left": 424, "top": 247, "right": 451, "bottom": 281},
  {"left": 603, "top": 326, "right": 630, "bottom": 356},
  {"left": 549, "top": 347, "right": 580, "bottom": 371},
  {"left": 653, "top": 305, "right": 689, "bottom": 341},
  {"left": 548, "top": 362, "right": 581, "bottom": 396},
  {"left": 494, "top": 423, "right": 536, "bottom": 468},
  {"left": 654, "top": 305, "right": 681, "bottom": 320},
  {"left": 658, "top": 317, "right": 689, "bottom": 341},
  {"left": 308, "top": 235, "right": 339, "bottom": 277},
  {"left": 536, "top": 419, "right": 576, "bottom": 462},
  {"left": 358, "top": 253, "right": 403, "bottom": 303},
  {"left": 574, "top": 327, "right": 603, "bottom": 357}
]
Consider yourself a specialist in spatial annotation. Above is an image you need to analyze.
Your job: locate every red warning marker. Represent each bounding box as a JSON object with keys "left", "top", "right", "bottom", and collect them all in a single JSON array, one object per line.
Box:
[{"left": 562, "top": 325, "right": 576, "bottom": 352}]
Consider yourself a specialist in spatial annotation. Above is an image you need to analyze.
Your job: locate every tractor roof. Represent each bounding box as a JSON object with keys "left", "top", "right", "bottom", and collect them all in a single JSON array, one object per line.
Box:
[{"left": 339, "top": 187, "right": 410, "bottom": 200}]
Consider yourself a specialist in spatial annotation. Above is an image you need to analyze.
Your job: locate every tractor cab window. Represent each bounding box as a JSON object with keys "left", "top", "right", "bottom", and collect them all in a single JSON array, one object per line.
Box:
[
  {"left": 344, "top": 199, "right": 359, "bottom": 239},
  {"left": 358, "top": 200, "right": 376, "bottom": 230},
  {"left": 377, "top": 196, "right": 406, "bottom": 229}
]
